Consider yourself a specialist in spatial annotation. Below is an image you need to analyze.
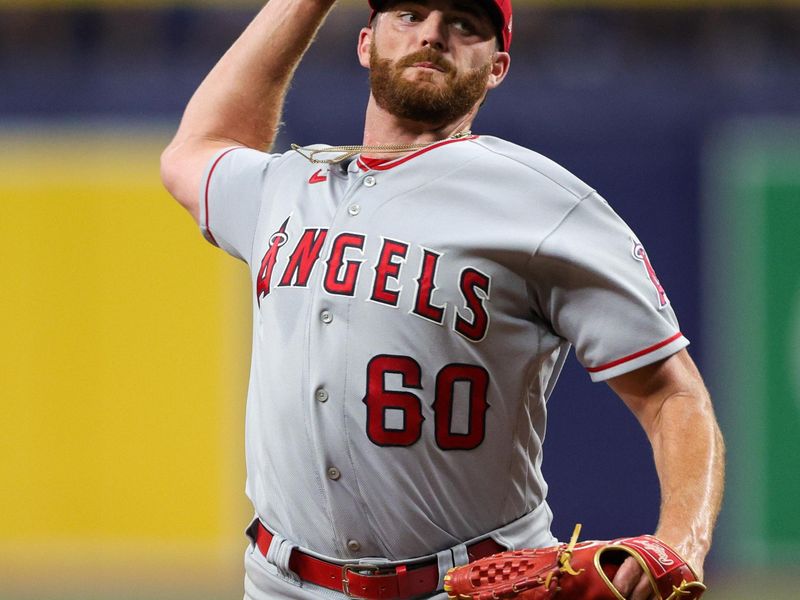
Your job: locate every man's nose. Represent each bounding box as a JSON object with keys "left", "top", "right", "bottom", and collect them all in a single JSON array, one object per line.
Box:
[{"left": 419, "top": 11, "right": 448, "bottom": 52}]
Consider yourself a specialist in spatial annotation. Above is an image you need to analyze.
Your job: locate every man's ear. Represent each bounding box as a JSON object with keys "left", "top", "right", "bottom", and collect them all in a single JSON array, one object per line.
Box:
[
  {"left": 486, "top": 52, "right": 511, "bottom": 91},
  {"left": 357, "top": 27, "right": 373, "bottom": 69}
]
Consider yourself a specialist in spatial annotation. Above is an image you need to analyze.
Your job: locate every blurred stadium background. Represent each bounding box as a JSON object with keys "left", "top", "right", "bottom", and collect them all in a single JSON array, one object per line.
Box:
[{"left": 1, "top": 0, "right": 799, "bottom": 598}]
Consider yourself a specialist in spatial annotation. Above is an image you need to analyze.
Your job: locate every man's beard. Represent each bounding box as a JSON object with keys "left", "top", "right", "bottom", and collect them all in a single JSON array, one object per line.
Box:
[{"left": 369, "top": 44, "right": 492, "bottom": 126}]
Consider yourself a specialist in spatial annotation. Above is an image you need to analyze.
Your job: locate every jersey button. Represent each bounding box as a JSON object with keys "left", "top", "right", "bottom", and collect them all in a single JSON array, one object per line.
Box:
[
  {"left": 347, "top": 540, "right": 361, "bottom": 553},
  {"left": 363, "top": 175, "right": 377, "bottom": 188},
  {"left": 327, "top": 467, "right": 341, "bottom": 481},
  {"left": 348, "top": 204, "right": 361, "bottom": 216},
  {"left": 315, "top": 388, "right": 329, "bottom": 403},
  {"left": 320, "top": 310, "right": 333, "bottom": 324}
]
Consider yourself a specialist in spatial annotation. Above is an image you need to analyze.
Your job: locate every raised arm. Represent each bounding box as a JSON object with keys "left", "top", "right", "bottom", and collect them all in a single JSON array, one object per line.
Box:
[
  {"left": 607, "top": 349, "right": 725, "bottom": 600},
  {"left": 160, "top": 0, "right": 337, "bottom": 221}
]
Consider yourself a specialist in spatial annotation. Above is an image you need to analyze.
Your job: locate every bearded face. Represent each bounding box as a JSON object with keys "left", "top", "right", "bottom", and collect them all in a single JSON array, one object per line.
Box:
[{"left": 369, "top": 42, "right": 492, "bottom": 126}]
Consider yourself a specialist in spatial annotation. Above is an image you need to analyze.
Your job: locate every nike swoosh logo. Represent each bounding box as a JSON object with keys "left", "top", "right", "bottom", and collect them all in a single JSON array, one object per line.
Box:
[{"left": 308, "top": 169, "right": 327, "bottom": 184}]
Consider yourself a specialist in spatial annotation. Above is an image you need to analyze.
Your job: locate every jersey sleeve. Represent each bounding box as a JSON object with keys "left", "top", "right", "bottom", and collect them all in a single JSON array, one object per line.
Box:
[
  {"left": 199, "top": 146, "right": 280, "bottom": 263},
  {"left": 527, "top": 192, "right": 689, "bottom": 382}
]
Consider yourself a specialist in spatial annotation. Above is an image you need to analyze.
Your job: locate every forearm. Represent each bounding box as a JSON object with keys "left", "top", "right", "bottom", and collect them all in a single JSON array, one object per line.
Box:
[
  {"left": 609, "top": 351, "right": 726, "bottom": 583},
  {"left": 173, "top": 0, "right": 337, "bottom": 151},
  {"left": 649, "top": 389, "right": 725, "bottom": 576}
]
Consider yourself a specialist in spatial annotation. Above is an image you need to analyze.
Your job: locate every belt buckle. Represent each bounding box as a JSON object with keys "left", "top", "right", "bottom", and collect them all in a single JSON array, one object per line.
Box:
[{"left": 342, "top": 563, "right": 382, "bottom": 599}]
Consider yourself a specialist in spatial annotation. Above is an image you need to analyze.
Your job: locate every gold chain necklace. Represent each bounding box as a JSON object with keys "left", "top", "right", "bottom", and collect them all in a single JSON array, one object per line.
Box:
[{"left": 291, "top": 130, "right": 473, "bottom": 165}]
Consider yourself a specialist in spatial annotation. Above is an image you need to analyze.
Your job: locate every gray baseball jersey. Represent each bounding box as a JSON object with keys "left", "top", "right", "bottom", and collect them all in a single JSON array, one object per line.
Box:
[{"left": 200, "top": 135, "right": 687, "bottom": 563}]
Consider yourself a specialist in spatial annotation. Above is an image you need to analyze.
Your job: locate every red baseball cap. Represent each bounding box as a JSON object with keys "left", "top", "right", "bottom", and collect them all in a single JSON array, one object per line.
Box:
[{"left": 367, "top": 0, "right": 513, "bottom": 52}]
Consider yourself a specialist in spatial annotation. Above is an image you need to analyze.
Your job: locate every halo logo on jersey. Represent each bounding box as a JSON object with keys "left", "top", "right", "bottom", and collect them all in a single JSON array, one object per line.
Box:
[
  {"left": 632, "top": 239, "right": 669, "bottom": 309},
  {"left": 256, "top": 217, "right": 290, "bottom": 305}
]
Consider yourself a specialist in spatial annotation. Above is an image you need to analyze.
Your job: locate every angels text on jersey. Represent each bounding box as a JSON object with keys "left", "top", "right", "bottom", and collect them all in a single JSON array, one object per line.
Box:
[{"left": 256, "top": 215, "right": 492, "bottom": 343}]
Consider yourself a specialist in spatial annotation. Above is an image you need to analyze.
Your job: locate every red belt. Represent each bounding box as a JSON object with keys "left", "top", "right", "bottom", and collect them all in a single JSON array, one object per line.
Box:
[{"left": 251, "top": 520, "right": 505, "bottom": 600}]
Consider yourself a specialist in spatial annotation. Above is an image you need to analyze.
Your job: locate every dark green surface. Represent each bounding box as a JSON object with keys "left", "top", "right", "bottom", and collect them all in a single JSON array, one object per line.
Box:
[{"left": 762, "top": 179, "right": 800, "bottom": 544}]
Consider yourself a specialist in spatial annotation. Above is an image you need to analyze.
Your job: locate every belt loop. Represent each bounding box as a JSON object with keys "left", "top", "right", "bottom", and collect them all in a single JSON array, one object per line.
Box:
[
  {"left": 436, "top": 548, "right": 456, "bottom": 590},
  {"left": 451, "top": 543, "right": 469, "bottom": 567},
  {"left": 265, "top": 531, "right": 301, "bottom": 585}
]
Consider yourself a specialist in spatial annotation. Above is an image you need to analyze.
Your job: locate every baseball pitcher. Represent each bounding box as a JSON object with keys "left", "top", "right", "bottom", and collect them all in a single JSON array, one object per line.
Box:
[{"left": 160, "top": 1, "right": 725, "bottom": 599}]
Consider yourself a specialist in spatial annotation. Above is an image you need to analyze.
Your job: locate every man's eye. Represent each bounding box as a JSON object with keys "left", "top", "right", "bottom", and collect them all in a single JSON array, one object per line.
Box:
[
  {"left": 452, "top": 18, "right": 476, "bottom": 34},
  {"left": 399, "top": 12, "right": 420, "bottom": 23}
]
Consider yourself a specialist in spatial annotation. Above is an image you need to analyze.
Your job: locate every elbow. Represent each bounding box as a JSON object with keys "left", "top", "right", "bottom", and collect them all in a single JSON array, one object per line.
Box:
[
  {"left": 160, "top": 144, "right": 182, "bottom": 200},
  {"left": 160, "top": 142, "right": 200, "bottom": 222}
]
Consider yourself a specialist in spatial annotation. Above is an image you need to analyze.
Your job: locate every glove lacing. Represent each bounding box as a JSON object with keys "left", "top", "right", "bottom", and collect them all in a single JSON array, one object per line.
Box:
[{"left": 544, "top": 523, "right": 586, "bottom": 589}]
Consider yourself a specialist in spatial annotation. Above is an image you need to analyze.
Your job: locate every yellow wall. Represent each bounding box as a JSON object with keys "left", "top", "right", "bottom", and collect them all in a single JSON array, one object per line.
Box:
[{"left": 0, "top": 128, "right": 252, "bottom": 595}]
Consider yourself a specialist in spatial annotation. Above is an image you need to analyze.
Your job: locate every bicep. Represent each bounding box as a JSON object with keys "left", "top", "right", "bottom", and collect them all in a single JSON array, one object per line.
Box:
[{"left": 160, "top": 137, "right": 240, "bottom": 223}]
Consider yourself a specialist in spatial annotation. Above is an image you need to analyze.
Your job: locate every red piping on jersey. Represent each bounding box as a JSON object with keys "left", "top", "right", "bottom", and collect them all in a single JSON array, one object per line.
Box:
[
  {"left": 357, "top": 135, "right": 479, "bottom": 171},
  {"left": 204, "top": 147, "right": 242, "bottom": 247},
  {"left": 587, "top": 332, "right": 684, "bottom": 373}
]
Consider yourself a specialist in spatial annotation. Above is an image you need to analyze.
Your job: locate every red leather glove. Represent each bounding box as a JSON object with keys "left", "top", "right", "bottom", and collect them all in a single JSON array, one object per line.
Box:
[{"left": 443, "top": 525, "right": 705, "bottom": 600}]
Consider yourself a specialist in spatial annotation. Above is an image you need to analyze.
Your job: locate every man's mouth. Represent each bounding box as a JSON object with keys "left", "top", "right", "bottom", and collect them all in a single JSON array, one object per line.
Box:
[{"left": 412, "top": 62, "right": 446, "bottom": 72}]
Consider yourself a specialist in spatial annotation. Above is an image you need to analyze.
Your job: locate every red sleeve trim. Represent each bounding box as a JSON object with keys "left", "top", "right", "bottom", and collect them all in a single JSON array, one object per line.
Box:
[
  {"left": 586, "top": 332, "right": 684, "bottom": 373},
  {"left": 204, "top": 147, "right": 242, "bottom": 247}
]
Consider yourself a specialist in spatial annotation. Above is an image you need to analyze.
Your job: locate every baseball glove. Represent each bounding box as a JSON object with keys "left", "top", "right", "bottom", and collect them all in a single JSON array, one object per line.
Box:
[{"left": 443, "top": 525, "right": 705, "bottom": 600}]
